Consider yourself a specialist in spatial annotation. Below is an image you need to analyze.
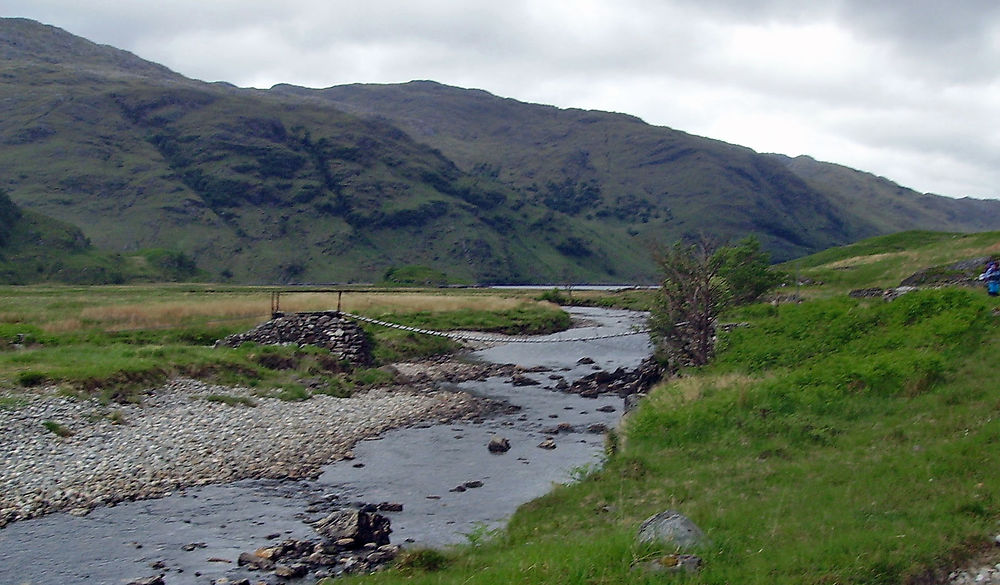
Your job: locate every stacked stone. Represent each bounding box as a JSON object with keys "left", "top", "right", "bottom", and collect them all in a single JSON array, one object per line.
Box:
[{"left": 217, "top": 311, "right": 372, "bottom": 366}]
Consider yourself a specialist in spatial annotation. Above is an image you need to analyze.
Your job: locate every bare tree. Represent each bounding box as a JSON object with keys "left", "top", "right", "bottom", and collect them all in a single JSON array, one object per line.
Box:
[
  {"left": 650, "top": 237, "right": 726, "bottom": 367},
  {"left": 650, "top": 236, "right": 783, "bottom": 368}
]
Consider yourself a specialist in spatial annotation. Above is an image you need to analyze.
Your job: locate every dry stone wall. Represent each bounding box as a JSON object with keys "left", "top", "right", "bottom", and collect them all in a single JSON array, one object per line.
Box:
[{"left": 217, "top": 311, "right": 373, "bottom": 366}]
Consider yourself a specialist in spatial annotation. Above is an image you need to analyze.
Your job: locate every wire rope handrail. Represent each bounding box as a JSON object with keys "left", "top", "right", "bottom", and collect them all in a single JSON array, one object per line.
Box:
[{"left": 339, "top": 311, "right": 650, "bottom": 344}]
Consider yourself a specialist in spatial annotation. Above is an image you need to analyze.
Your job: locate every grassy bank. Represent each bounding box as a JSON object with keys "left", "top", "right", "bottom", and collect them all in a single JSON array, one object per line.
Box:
[
  {"left": 333, "top": 286, "right": 1000, "bottom": 585},
  {"left": 0, "top": 285, "right": 568, "bottom": 401},
  {"left": 784, "top": 230, "right": 1000, "bottom": 295}
]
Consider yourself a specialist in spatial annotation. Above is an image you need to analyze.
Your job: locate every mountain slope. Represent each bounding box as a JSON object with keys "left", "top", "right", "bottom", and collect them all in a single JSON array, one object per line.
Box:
[
  {"left": 774, "top": 154, "right": 1000, "bottom": 233},
  {"left": 291, "top": 80, "right": 1000, "bottom": 257},
  {"left": 2, "top": 19, "right": 607, "bottom": 283},
  {"left": 278, "top": 81, "right": 871, "bottom": 260},
  {"left": 3, "top": 18, "right": 1000, "bottom": 284},
  {"left": 0, "top": 187, "right": 200, "bottom": 284}
]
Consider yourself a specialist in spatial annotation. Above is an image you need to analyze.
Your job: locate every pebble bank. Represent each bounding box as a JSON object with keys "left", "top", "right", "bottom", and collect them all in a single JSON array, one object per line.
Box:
[{"left": 0, "top": 364, "right": 497, "bottom": 529}]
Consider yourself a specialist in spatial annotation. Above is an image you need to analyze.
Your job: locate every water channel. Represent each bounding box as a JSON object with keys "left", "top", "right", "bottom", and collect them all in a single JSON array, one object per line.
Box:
[{"left": 0, "top": 307, "right": 651, "bottom": 585}]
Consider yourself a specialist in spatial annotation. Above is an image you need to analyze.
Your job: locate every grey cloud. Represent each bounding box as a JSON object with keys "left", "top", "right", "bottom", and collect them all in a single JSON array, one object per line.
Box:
[{"left": 3, "top": 0, "right": 998, "bottom": 198}]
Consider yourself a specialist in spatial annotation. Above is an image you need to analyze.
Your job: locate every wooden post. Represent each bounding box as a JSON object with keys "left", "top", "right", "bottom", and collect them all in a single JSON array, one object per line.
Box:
[{"left": 271, "top": 291, "right": 282, "bottom": 318}]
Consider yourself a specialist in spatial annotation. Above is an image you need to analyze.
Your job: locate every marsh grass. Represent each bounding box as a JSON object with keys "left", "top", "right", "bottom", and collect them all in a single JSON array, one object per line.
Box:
[{"left": 0, "top": 285, "right": 569, "bottom": 401}]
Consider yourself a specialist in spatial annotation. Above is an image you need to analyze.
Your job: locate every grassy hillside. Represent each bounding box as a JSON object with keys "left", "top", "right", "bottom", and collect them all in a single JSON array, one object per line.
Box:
[
  {"left": 286, "top": 81, "right": 871, "bottom": 262},
  {"left": 293, "top": 81, "right": 1000, "bottom": 262},
  {"left": 0, "top": 188, "right": 202, "bottom": 284},
  {"left": 776, "top": 155, "right": 1000, "bottom": 234},
  {"left": 5, "top": 18, "right": 1000, "bottom": 284},
  {"left": 0, "top": 19, "right": 656, "bottom": 284},
  {"left": 327, "top": 242, "right": 1000, "bottom": 585},
  {"left": 784, "top": 230, "right": 1000, "bottom": 293}
]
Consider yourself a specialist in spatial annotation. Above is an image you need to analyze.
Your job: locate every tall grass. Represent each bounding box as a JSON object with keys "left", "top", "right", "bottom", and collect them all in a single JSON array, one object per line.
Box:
[{"left": 0, "top": 285, "right": 570, "bottom": 398}]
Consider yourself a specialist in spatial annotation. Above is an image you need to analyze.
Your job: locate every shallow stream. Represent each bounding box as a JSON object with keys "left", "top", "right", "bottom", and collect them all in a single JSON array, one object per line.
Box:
[{"left": 0, "top": 307, "right": 650, "bottom": 585}]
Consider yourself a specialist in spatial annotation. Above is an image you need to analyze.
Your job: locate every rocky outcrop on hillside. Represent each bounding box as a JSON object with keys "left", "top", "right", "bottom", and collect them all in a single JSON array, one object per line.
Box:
[{"left": 899, "top": 256, "right": 990, "bottom": 287}]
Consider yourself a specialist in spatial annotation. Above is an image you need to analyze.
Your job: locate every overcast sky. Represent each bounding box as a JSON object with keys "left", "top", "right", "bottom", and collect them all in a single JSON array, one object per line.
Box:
[{"left": 7, "top": 1, "right": 1000, "bottom": 199}]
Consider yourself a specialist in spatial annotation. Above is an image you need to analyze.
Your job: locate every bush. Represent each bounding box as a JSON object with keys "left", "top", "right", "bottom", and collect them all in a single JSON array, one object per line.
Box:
[
  {"left": 42, "top": 420, "right": 73, "bottom": 437},
  {"left": 17, "top": 370, "right": 46, "bottom": 387},
  {"left": 393, "top": 548, "right": 451, "bottom": 573}
]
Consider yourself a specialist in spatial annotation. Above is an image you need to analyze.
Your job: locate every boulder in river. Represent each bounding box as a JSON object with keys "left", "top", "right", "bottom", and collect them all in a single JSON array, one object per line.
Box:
[
  {"left": 537, "top": 438, "right": 557, "bottom": 450},
  {"left": 488, "top": 435, "right": 511, "bottom": 453},
  {"left": 126, "top": 577, "right": 165, "bottom": 585},
  {"left": 510, "top": 374, "right": 541, "bottom": 386},
  {"left": 312, "top": 510, "right": 391, "bottom": 548}
]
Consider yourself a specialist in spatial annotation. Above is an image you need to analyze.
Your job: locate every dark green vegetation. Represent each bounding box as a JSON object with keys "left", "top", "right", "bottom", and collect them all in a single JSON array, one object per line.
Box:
[
  {"left": 0, "top": 188, "right": 201, "bottom": 284},
  {"left": 650, "top": 236, "right": 785, "bottom": 367},
  {"left": 324, "top": 238, "right": 1000, "bottom": 585},
  {"left": 4, "top": 18, "right": 1000, "bottom": 285},
  {"left": 0, "top": 286, "right": 568, "bottom": 402},
  {"left": 41, "top": 420, "right": 73, "bottom": 437},
  {"left": 382, "top": 265, "right": 461, "bottom": 287}
]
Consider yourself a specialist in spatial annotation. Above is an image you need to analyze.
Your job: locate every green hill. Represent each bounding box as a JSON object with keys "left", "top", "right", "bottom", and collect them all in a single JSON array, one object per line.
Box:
[
  {"left": 782, "top": 230, "right": 1000, "bottom": 293},
  {"left": 3, "top": 17, "right": 1000, "bottom": 284},
  {"left": 0, "top": 187, "right": 200, "bottom": 284},
  {"left": 290, "top": 81, "right": 1000, "bottom": 257}
]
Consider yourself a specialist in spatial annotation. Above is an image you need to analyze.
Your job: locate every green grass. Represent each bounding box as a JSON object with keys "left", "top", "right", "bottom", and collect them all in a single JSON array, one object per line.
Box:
[
  {"left": 335, "top": 287, "right": 1000, "bottom": 585},
  {"left": 204, "top": 393, "right": 257, "bottom": 407},
  {"left": 783, "top": 230, "right": 1000, "bottom": 294},
  {"left": 41, "top": 420, "right": 73, "bottom": 437},
  {"left": 0, "top": 285, "right": 571, "bottom": 401}
]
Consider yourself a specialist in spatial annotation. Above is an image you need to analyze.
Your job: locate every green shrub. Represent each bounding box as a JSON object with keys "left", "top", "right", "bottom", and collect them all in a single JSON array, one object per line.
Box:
[
  {"left": 17, "top": 370, "right": 46, "bottom": 387},
  {"left": 42, "top": 420, "right": 72, "bottom": 437},
  {"left": 393, "top": 548, "right": 451, "bottom": 573},
  {"left": 204, "top": 393, "right": 257, "bottom": 407}
]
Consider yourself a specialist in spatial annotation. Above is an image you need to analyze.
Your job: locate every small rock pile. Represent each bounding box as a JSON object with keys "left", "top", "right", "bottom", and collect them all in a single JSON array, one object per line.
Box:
[
  {"left": 235, "top": 510, "right": 398, "bottom": 581},
  {"left": 128, "top": 510, "right": 401, "bottom": 585},
  {"left": 216, "top": 312, "right": 372, "bottom": 366},
  {"left": 566, "top": 356, "right": 663, "bottom": 398}
]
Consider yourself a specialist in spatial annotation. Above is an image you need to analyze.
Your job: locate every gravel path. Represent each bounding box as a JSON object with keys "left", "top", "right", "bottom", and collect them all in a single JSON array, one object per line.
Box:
[{"left": 0, "top": 362, "right": 499, "bottom": 528}]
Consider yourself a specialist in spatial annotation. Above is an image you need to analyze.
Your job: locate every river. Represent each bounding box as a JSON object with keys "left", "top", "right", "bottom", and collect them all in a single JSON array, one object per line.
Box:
[{"left": 0, "top": 307, "right": 651, "bottom": 585}]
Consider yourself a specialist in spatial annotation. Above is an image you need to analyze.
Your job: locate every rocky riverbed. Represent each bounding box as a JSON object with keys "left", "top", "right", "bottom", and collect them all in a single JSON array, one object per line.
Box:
[{"left": 0, "top": 359, "right": 517, "bottom": 529}]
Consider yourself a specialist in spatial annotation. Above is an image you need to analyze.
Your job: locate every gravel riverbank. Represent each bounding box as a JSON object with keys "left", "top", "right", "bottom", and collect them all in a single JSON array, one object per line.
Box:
[{"left": 0, "top": 359, "right": 511, "bottom": 529}]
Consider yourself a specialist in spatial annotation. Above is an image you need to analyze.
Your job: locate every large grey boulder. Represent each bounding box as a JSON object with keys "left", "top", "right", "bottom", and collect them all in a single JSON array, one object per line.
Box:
[{"left": 637, "top": 510, "right": 706, "bottom": 550}]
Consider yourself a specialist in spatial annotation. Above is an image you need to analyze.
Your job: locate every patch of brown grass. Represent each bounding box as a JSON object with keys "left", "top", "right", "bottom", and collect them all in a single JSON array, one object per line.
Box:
[
  {"left": 79, "top": 300, "right": 268, "bottom": 330},
  {"left": 647, "top": 371, "right": 765, "bottom": 409},
  {"left": 824, "top": 251, "right": 917, "bottom": 270},
  {"left": 282, "top": 292, "right": 533, "bottom": 315}
]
